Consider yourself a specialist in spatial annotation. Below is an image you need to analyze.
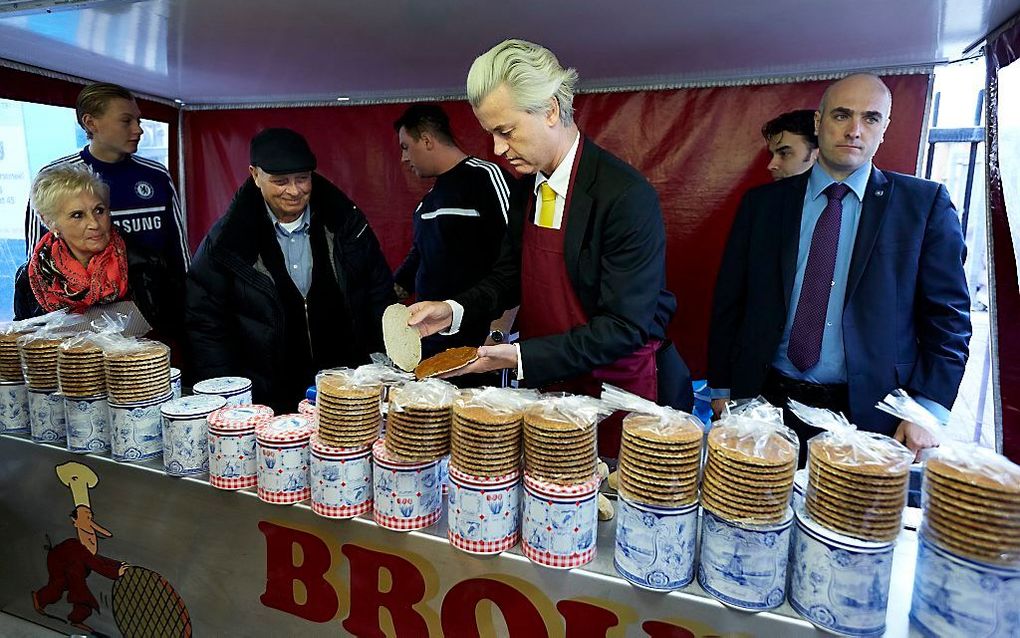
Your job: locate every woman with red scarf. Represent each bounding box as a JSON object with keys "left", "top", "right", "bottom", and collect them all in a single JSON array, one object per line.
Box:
[{"left": 14, "top": 164, "right": 182, "bottom": 341}]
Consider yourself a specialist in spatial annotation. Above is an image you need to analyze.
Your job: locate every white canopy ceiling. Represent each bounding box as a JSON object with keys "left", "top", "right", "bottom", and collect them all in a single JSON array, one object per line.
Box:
[{"left": 0, "top": 0, "right": 1017, "bottom": 105}]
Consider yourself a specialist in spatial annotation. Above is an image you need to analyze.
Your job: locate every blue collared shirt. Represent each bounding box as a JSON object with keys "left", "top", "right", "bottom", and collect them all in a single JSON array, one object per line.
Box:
[
  {"left": 771, "top": 162, "right": 869, "bottom": 383},
  {"left": 267, "top": 203, "right": 312, "bottom": 297}
]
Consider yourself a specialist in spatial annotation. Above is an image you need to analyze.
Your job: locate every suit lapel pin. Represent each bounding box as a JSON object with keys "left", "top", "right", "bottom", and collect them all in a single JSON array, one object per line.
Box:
[{"left": 875, "top": 190, "right": 884, "bottom": 197}]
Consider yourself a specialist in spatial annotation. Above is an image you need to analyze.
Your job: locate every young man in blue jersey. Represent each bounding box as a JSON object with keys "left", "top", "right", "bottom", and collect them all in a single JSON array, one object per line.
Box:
[
  {"left": 392, "top": 103, "right": 517, "bottom": 358},
  {"left": 24, "top": 82, "right": 190, "bottom": 281}
]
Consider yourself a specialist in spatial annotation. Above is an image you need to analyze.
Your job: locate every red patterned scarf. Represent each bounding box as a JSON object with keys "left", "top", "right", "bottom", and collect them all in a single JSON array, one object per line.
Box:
[{"left": 28, "top": 230, "right": 130, "bottom": 313}]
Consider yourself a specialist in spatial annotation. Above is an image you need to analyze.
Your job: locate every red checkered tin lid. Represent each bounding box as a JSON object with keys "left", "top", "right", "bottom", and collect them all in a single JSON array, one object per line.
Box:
[
  {"left": 208, "top": 404, "right": 274, "bottom": 432},
  {"left": 311, "top": 435, "right": 371, "bottom": 457},
  {"left": 523, "top": 471, "right": 600, "bottom": 497},
  {"left": 256, "top": 413, "right": 313, "bottom": 443},
  {"left": 298, "top": 399, "right": 316, "bottom": 417}
]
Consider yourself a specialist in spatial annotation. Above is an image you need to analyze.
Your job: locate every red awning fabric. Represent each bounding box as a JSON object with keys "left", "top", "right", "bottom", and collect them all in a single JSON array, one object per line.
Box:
[{"left": 183, "top": 75, "right": 928, "bottom": 378}]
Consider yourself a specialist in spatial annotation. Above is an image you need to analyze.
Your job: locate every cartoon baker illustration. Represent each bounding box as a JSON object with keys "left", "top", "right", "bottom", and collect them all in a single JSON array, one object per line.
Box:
[{"left": 32, "top": 461, "right": 128, "bottom": 633}]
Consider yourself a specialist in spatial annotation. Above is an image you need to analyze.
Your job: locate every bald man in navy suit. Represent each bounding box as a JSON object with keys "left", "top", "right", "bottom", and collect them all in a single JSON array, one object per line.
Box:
[{"left": 709, "top": 73, "right": 971, "bottom": 464}]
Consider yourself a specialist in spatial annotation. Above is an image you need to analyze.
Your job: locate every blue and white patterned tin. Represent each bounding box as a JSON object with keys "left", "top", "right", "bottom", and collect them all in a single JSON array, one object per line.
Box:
[
  {"left": 310, "top": 438, "right": 373, "bottom": 519},
  {"left": 28, "top": 389, "right": 66, "bottom": 445},
  {"left": 789, "top": 501, "right": 894, "bottom": 636},
  {"left": 207, "top": 404, "right": 273, "bottom": 490},
  {"left": 373, "top": 438, "right": 442, "bottom": 531},
  {"left": 447, "top": 465, "right": 521, "bottom": 555},
  {"left": 697, "top": 507, "right": 794, "bottom": 611},
  {"left": 194, "top": 376, "right": 253, "bottom": 407},
  {"left": 160, "top": 395, "right": 226, "bottom": 477},
  {"left": 614, "top": 497, "right": 699, "bottom": 590},
  {"left": 64, "top": 395, "right": 111, "bottom": 454},
  {"left": 521, "top": 473, "right": 600, "bottom": 569},
  {"left": 109, "top": 391, "right": 172, "bottom": 462},
  {"left": 793, "top": 468, "right": 808, "bottom": 510},
  {"left": 0, "top": 381, "right": 29, "bottom": 435},
  {"left": 911, "top": 532, "right": 1020, "bottom": 638},
  {"left": 170, "top": 367, "right": 182, "bottom": 400},
  {"left": 256, "top": 414, "right": 313, "bottom": 504}
]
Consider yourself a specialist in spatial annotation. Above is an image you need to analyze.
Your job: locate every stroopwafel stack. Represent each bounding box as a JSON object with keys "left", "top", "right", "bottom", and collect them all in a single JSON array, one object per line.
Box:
[
  {"left": 104, "top": 341, "right": 171, "bottom": 403},
  {"left": 315, "top": 372, "right": 383, "bottom": 449},
  {"left": 921, "top": 448, "right": 1020, "bottom": 566},
  {"left": 384, "top": 380, "right": 455, "bottom": 463},
  {"left": 451, "top": 398, "right": 524, "bottom": 477},
  {"left": 17, "top": 334, "right": 62, "bottom": 390},
  {"left": 701, "top": 422, "right": 798, "bottom": 524},
  {"left": 0, "top": 331, "right": 27, "bottom": 382},
  {"left": 523, "top": 396, "right": 600, "bottom": 485},
  {"left": 58, "top": 339, "right": 106, "bottom": 398},
  {"left": 617, "top": 412, "right": 703, "bottom": 507},
  {"left": 806, "top": 432, "right": 912, "bottom": 542}
]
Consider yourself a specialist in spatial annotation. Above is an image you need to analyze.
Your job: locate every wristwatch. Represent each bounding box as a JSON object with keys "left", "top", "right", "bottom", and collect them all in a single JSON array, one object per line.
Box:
[{"left": 489, "top": 329, "right": 506, "bottom": 344}]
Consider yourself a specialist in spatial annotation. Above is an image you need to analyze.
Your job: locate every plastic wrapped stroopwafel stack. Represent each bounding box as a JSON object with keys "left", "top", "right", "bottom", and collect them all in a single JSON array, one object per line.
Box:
[
  {"left": 385, "top": 378, "right": 456, "bottom": 463},
  {"left": 701, "top": 414, "right": 798, "bottom": 525},
  {"left": 103, "top": 340, "right": 171, "bottom": 404},
  {"left": 618, "top": 412, "right": 703, "bottom": 507},
  {"left": 315, "top": 370, "right": 383, "bottom": 449},
  {"left": 523, "top": 394, "right": 604, "bottom": 485},
  {"left": 806, "top": 431, "right": 912, "bottom": 542},
  {"left": 450, "top": 387, "right": 537, "bottom": 478},
  {"left": 921, "top": 445, "right": 1020, "bottom": 567}
]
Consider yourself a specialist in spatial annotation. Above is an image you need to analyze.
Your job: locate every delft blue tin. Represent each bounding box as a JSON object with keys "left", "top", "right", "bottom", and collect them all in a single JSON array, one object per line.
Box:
[
  {"left": 614, "top": 497, "right": 699, "bottom": 590},
  {"left": 372, "top": 438, "right": 442, "bottom": 531},
  {"left": 64, "top": 395, "right": 111, "bottom": 454},
  {"left": 447, "top": 466, "right": 521, "bottom": 555},
  {"left": 28, "top": 389, "right": 66, "bottom": 445},
  {"left": 792, "top": 468, "right": 808, "bottom": 510},
  {"left": 789, "top": 502, "right": 894, "bottom": 636},
  {"left": 160, "top": 395, "right": 226, "bottom": 477},
  {"left": 310, "top": 438, "right": 373, "bottom": 519},
  {"left": 194, "top": 376, "right": 253, "bottom": 407},
  {"left": 697, "top": 506, "right": 794, "bottom": 611},
  {"left": 170, "top": 367, "right": 182, "bottom": 400},
  {"left": 207, "top": 404, "right": 273, "bottom": 490},
  {"left": 256, "top": 414, "right": 313, "bottom": 505},
  {"left": 0, "top": 381, "right": 30, "bottom": 435},
  {"left": 109, "top": 391, "right": 172, "bottom": 462},
  {"left": 521, "top": 473, "right": 600, "bottom": 569},
  {"left": 911, "top": 533, "right": 1020, "bottom": 638}
]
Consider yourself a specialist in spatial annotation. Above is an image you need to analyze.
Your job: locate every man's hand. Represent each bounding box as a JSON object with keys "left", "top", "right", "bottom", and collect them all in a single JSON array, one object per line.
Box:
[
  {"left": 394, "top": 283, "right": 410, "bottom": 301},
  {"left": 439, "top": 344, "right": 518, "bottom": 377},
  {"left": 407, "top": 301, "right": 454, "bottom": 337},
  {"left": 711, "top": 398, "right": 728, "bottom": 420},
  {"left": 893, "top": 419, "right": 940, "bottom": 462},
  {"left": 118, "top": 564, "right": 130, "bottom": 577}
]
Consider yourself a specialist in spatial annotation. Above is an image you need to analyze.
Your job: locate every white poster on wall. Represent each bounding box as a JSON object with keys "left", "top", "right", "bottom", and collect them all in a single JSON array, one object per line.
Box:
[{"left": 0, "top": 100, "right": 31, "bottom": 241}]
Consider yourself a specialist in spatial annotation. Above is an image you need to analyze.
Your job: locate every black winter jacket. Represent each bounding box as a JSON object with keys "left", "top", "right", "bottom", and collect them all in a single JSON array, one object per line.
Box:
[{"left": 185, "top": 174, "right": 395, "bottom": 413}]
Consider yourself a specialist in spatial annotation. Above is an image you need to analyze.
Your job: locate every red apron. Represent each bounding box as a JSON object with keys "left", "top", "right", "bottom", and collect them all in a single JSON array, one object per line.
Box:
[{"left": 516, "top": 140, "right": 659, "bottom": 458}]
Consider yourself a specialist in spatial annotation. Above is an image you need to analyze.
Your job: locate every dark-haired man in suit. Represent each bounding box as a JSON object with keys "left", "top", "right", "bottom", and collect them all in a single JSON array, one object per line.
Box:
[{"left": 709, "top": 73, "right": 971, "bottom": 463}]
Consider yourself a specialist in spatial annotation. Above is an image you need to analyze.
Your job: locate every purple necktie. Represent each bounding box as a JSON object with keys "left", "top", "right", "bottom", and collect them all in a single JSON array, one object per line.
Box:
[{"left": 787, "top": 182, "right": 851, "bottom": 372}]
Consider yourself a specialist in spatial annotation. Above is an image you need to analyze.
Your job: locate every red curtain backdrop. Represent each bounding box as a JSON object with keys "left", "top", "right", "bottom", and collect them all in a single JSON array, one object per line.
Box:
[
  {"left": 0, "top": 65, "right": 180, "bottom": 182},
  {"left": 183, "top": 75, "right": 928, "bottom": 378},
  {"left": 988, "top": 21, "right": 1020, "bottom": 461}
]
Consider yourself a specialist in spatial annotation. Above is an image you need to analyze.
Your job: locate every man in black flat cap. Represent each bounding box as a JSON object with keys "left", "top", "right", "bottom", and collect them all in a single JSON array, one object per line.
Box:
[{"left": 185, "top": 128, "right": 395, "bottom": 412}]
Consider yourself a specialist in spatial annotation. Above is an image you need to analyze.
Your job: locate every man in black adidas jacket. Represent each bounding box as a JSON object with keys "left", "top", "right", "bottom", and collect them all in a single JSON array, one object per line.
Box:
[{"left": 185, "top": 129, "right": 395, "bottom": 413}]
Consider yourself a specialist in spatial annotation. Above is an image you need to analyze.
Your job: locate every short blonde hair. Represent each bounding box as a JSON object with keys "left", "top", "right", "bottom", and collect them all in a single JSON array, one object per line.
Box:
[
  {"left": 76, "top": 82, "right": 135, "bottom": 140},
  {"left": 30, "top": 164, "right": 110, "bottom": 228},
  {"left": 467, "top": 39, "right": 579, "bottom": 126}
]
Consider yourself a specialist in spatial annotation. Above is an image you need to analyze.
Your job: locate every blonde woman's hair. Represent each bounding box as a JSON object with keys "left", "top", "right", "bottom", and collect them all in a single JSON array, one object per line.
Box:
[
  {"left": 466, "top": 39, "right": 579, "bottom": 126},
  {"left": 30, "top": 163, "right": 110, "bottom": 228}
]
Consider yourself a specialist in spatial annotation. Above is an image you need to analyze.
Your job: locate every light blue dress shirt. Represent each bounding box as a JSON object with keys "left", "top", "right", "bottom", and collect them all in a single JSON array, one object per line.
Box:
[
  {"left": 267, "top": 204, "right": 312, "bottom": 297},
  {"left": 771, "top": 163, "right": 868, "bottom": 383}
]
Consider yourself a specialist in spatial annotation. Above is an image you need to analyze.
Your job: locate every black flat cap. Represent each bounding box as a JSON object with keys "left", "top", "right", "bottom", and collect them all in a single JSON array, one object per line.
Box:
[{"left": 250, "top": 128, "right": 317, "bottom": 175}]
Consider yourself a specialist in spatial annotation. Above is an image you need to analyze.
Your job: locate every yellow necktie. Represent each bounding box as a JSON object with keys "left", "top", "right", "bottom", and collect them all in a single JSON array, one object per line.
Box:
[{"left": 538, "top": 182, "right": 556, "bottom": 228}]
